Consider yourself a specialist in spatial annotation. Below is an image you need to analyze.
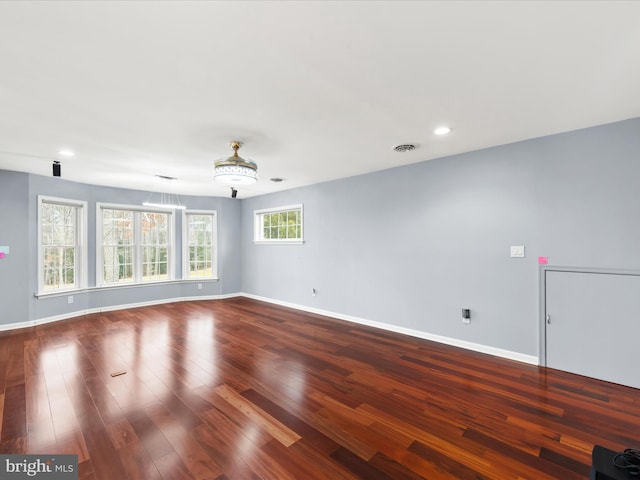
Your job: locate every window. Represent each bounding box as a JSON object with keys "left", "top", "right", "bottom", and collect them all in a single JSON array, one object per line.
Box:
[
  {"left": 254, "top": 204, "right": 303, "bottom": 244},
  {"left": 38, "top": 196, "right": 87, "bottom": 294},
  {"left": 141, "top": 212, "right": 169, "bottom": 282},
  {"left": 102, "top": 208, "right": 134, "bottom": 284},
  {"left": 183, "top": 211, "right": 217, "bottom": 279},
  {"left": 98, "top": 204, "right": 173, "bottom": 286}
]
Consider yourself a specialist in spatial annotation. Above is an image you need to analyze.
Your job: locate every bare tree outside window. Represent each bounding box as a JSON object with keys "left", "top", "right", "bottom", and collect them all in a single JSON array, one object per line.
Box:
[
  {"left": 186, "top": 214, "right": 213, "bottom": 278},
  {"left": 142, "top": 212, "right": 169, "bottom": 281},
  {"left": 102, "top": 209, "right": 134, "bottom": 284},
  {"left": 100, "top": 207, "right": 170, "bottom": 285},
  {"left": 41, "top": 202, "right": 79, "bottom": 290}
]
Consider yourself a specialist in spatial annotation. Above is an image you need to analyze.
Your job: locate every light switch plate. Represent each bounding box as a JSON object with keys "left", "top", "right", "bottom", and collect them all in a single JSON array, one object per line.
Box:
[{"left": 510, "top": 245, "right": 525, "bottom": 258}]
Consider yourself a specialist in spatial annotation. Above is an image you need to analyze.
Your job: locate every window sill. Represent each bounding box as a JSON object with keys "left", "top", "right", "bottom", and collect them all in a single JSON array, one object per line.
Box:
[
  {"left": 35, "top": 278, "right": 219, "bottom": 298},
  {"left": 253, "top": 240, "right": 305, "bottom": 245},
  {"left": 36, "top": 287, "right": 86, "bottom": 299}
]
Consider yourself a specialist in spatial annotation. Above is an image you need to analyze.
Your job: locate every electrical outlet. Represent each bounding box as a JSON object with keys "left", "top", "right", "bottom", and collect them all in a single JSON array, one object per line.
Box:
[
  {"left": 68, "top": 295, "right": 73, "bottom": 304},
  {"left": 197, "top": 283, "right": 202, "bottom": 290}
]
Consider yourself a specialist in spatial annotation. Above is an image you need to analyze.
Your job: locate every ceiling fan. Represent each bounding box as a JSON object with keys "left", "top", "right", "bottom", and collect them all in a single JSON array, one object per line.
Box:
[{"left": 214, "top": 141, "right": 258, "bottom": 185}]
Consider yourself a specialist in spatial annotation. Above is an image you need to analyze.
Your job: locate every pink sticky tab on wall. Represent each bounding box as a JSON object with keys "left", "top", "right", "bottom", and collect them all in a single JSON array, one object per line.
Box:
[
  {"left": 537, "top": 256, "right": 548, "bottom": 265},
  {"left": 0, "top": 252, "right": 5, "bottom": 259}
]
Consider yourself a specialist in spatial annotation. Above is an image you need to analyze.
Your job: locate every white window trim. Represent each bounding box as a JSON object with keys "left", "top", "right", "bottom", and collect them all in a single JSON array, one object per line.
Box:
[
  {"left": 37, "top": 195, "right": 88, "bottom": 296},
  {"left": 253, "top": 203, "right": 304, "bottom": 244},
  {"left": 96, "top": 202, "right": 176, "bottom": 287},
  {"left": 182, "top": 209, "right": 218, "bottom": 280}
]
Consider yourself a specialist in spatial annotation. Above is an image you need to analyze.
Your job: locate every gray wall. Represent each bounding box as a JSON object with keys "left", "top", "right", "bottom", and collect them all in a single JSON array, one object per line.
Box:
[
  {"left": 0, "top": 172, "right": 241, "bottom": 326},
  {"left": 240, "top": 117, "right": 640, "bottom": 357},
  {"left": 2, "top": 117, "right": 639, "bottom": 359},
  {"left": 0, "top": 171, "right": 30, "bottom": 325}
]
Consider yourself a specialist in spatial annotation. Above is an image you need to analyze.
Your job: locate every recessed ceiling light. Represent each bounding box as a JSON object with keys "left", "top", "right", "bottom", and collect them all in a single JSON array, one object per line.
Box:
[
  {"left": 270, "top": 177, "right": 285, "bottom": 183},
  {"left": 434, "top": 126, "right": 451, "bottom": 136},
  {"left": 393, "top": 144, "right": 416, "bottom": 153},
  {"left": 58, "top": 149, "right": 75, "bottom": 157}
]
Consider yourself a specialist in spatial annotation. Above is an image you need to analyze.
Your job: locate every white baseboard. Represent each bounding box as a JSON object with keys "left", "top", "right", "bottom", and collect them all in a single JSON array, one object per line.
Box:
[
  {"left": 240, "top": 292, "right": 539, "bottom": 365},
  {"left": 0, "top": 293, "right": 241, "bottom": 332},
  {"left": 1, "top": 292, "right": 538, "bottom": 366}
]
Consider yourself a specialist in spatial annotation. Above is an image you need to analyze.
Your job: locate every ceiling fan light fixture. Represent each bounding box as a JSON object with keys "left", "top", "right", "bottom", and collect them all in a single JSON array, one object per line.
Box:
[{"left": 214, "top": 141, "right": 258, "bottom": 185}]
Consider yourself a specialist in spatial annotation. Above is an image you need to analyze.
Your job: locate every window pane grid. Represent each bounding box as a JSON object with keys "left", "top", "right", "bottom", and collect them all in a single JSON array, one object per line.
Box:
[
  {"left": 259, "top": 207, "right": 302, "bottom": 241},
  {"left": 102, "top": 209, "right": 135, "bottom": 284},
  {"left": 103, "top": 246, "right": 134, "bottom": 284},
  {"left": 42, "top": 246, "right": 76, "bottom": 290},
  {"left": 41, "top": 202, "right": 80, "bottom": 291},
  {"left": 101, "top": 208, "right": 170, "bottom": 285},
  {"left": 186, "top": 214, "right": 214, "bottom": 278},
  {"left": 141, "top": 212, "right": 169, "bottom": 281},
  {"left": 142, "top": 246, "right": 168, "bottom": 281}
]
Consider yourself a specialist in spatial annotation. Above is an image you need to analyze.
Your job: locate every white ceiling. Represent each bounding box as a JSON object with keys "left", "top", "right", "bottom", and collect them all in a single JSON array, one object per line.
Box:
[{"left": 1, "top": 1, "right": 639, "bottom": 199}]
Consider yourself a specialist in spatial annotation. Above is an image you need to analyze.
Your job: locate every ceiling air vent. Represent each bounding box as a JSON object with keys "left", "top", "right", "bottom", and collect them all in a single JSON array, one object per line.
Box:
[{"left": 393, "top": 144, "right": 416, "bottom": 153}]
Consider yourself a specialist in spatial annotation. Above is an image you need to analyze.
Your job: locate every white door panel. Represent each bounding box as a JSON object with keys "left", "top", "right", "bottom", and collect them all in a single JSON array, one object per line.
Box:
[{"left": 546, "top": 270, "right": 640, "bottom": 389}]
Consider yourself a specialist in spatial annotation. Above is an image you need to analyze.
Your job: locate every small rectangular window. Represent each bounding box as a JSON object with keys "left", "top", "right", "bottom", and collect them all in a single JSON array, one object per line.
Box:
[{"left": 254, "top": 204, "right": 303, "bottom": 244}]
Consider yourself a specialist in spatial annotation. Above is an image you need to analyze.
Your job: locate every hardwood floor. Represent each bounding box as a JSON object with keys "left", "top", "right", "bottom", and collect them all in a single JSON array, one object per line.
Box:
[{"left": 1, "top": 297, "right": 639, "bottom": 479}]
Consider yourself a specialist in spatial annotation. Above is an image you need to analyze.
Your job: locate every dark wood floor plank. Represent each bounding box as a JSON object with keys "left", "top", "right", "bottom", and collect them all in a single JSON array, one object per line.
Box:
[
  {"left": 126, "top": 407, "right": 175, "bottom": 460},
  {"left": 213, "top": 384, "right": 300, "bottom": 447},
  {"left": 461, "top": 427, "right": 568, "bottom": 480},
  {"left": 356, "top": 402, "right": 500, "bottom": 478},
  {"left": 199, "top": 394, "right": 274, "bottom": 449},
  {"left": 105, "top": 419, "right": 137, "bottom": 450},
  {"left": 77, "top": 459, "right": 96, "bottom": 480},
  {"left": 407, "top": 440, "right": 498, "bottom": 480},
  {"left": 4, "top": 334, "right": 26, "bottom": 389},
  {"left": 24, "top": 372, "right": 56, "bottom": 452},
  {"left": 196, "top": 403, "right": 297, "bottom": 480},
  {"left": 289, "top": 439, "right": 361, "bottom": 480},
  {"left": 117, "top": 438, "right": 164, "bottom": 480},
  {"left": 42, "top": 349, "right": 86, "bottom": 453},
  {"left": 81, "top": 426, "right": 130, "bottom": 480},
  {"left": 153, "top": 451, "right": 194, "bottom": 480},
  {"left": 538, "top": 446, "right": 591, "bottom": 476},
  {"left": 190, "top": 423, "right": 257, "bottom": 478},
  {"left": 369, "top": 451, "right": 431, "bottom": 480},
  {"left": 1, "top": 383, "right": 27, "bottom": 449},
  {"left": 2, "top": 297, "right": 640, "bottom": 479},
  {"left": 56, "top": 362, "right": 129, "bottom": 479},
  {"left": 0, "top": 392, "right": 4, "bottom": 442},
  {"left": 331, "top": 446, "right": 401, "bottom": 480},
  {"left": 240, "top": 387, "right": 341, "bottom": 455},
  {"left": 259, "top": 439, "right": 329, "bottom": 480},
  {"left": 146, "top": 402, "right": 222, "bottom": 479}
]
